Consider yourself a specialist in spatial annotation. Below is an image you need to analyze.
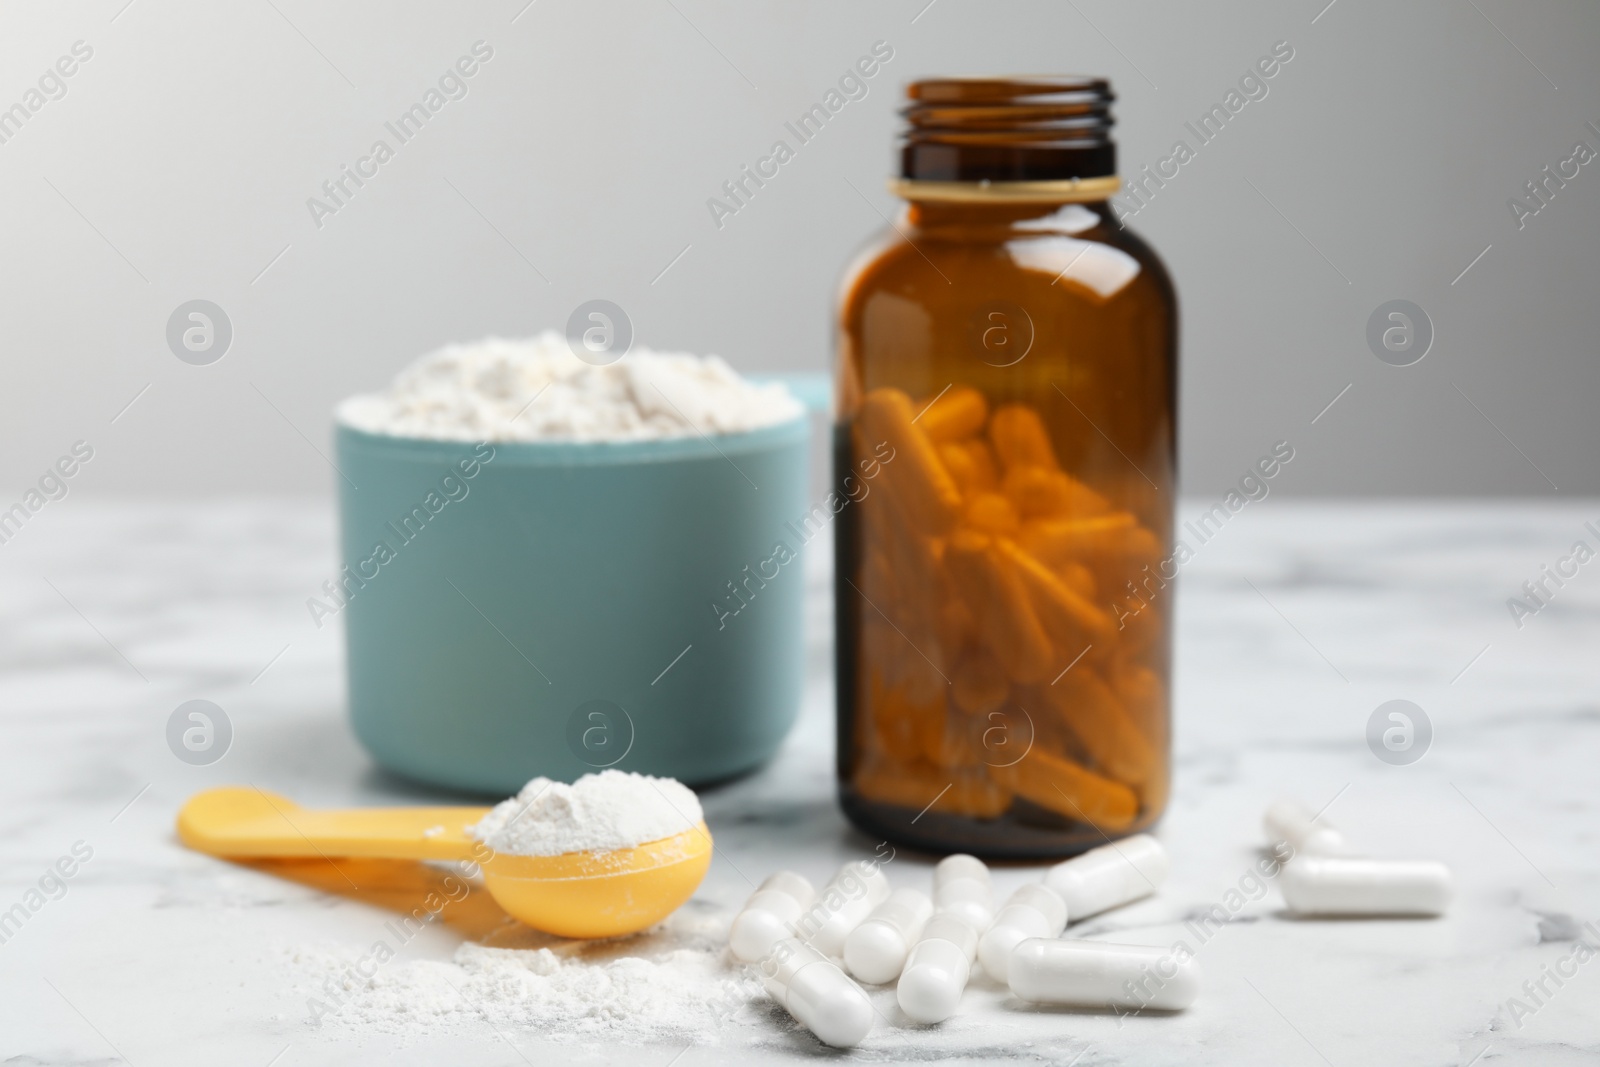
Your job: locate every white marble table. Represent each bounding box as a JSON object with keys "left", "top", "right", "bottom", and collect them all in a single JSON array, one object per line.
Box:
[{"left": 2, "top": 499, "right": 1597, "bottom": 1065}]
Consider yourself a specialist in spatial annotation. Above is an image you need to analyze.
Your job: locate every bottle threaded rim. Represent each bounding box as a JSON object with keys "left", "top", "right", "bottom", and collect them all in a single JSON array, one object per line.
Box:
[{"left": 900, "top": 77, "right": 1116, "bottom": 183}]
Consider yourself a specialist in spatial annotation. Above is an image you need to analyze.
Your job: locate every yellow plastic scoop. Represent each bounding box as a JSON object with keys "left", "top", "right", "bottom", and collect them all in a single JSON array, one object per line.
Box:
[{"left": 177, "top": 787, "right": 712, "bottom": 939}]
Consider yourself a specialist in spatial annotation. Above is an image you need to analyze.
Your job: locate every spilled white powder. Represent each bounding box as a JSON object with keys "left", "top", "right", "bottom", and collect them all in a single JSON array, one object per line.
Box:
[
  {"left": 336, "top": 332, "right": 803, "bottom": 443},
  {"left": 291, "top": 911, "right": 769, "bottom": 1045},
  {"left": 469, "top": 770, "right": 703, "bottom": 857}
]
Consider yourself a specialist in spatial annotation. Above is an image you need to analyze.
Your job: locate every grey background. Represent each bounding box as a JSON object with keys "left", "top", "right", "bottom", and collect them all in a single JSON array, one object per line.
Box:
[{"left": 1, "top": 0, "right": 1596, "bottom": 499}]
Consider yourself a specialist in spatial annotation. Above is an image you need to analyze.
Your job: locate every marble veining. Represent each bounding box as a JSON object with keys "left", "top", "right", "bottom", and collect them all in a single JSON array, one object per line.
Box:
[{"left": 0, "top": 499, "right": 1597, "bottom": 1065}]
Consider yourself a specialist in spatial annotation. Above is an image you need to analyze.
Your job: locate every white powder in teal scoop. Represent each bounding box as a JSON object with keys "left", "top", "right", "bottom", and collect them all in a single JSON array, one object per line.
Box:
[{"left": 336, "top": 332, "right": 802, "bottom": 443}]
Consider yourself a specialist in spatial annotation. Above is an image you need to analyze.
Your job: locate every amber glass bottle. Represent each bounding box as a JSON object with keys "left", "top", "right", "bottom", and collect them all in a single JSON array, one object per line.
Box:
[{"left": 834, "top": 78, "right": 1177, "bottom": 858}]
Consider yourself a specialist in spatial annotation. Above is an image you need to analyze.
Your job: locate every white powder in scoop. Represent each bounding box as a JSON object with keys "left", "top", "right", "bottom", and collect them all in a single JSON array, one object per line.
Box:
[
  {"left": 336, "top": 332, "right": 803, "bottom": 443},
  {"left": 469, "top": 770, "right": 702, "bottom": 857}
]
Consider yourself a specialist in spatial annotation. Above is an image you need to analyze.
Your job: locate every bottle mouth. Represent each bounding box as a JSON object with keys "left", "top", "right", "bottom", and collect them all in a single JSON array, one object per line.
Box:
[{"left": 899, "top": 77, "right": 1117, "bottom": 189}]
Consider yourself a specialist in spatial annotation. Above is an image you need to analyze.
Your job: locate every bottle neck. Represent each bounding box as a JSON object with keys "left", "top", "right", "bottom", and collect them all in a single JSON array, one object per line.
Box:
[
  {"left": 901, "top": 197, "right": 1116, "bottom": 231},
  {"left": 900, "top": 77, "right": 1116, "bottom": 183}
]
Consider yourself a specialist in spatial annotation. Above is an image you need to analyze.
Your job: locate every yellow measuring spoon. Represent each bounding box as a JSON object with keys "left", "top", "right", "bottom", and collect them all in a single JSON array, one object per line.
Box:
[{"left": 177, "top": 787, "right": 712, "bottom": 939}]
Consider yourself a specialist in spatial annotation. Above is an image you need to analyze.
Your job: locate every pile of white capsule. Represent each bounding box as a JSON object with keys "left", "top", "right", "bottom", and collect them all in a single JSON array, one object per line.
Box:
[
  {"left": 727, "top": 801, "right": 1452, "bottom": 1048},
  {"left": 729, "top": 835, "right": 1182, "bottom": 1047}
]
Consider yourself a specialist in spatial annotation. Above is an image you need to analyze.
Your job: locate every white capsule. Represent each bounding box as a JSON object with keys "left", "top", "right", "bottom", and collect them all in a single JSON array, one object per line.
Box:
[
  {"left": 896, "top": 912, "right": 980, "bottom": 1023},
  {"left": 933, "top": 853, "right": 993, "bottom": 929},
  {"left": 730, "top": 871, "right": 815, "bottom": 963},
  {"left": 1263, "top": 799, "right": 1359, "bottom": 857},
  {"left": 761, "top": 937, "right": 874, "bottom": 1048},
  {"left": 1009, "top": 938, "right": 1202, "bottom": 1010},
  {"left": 844, "top": 887, "right": 933, "bottom": 984},
  {"left": 1279, "top": 857, "right": 1452, "bottom": 916},
  {"left": 1045, "top": 834, "right": 1168, "bottom": 921},
  {"left": 802, "top": 860, "right": 892, "bottom": 957},
  {"left": 978, "top": 883, "right": 1068, "bottom": 983}
]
